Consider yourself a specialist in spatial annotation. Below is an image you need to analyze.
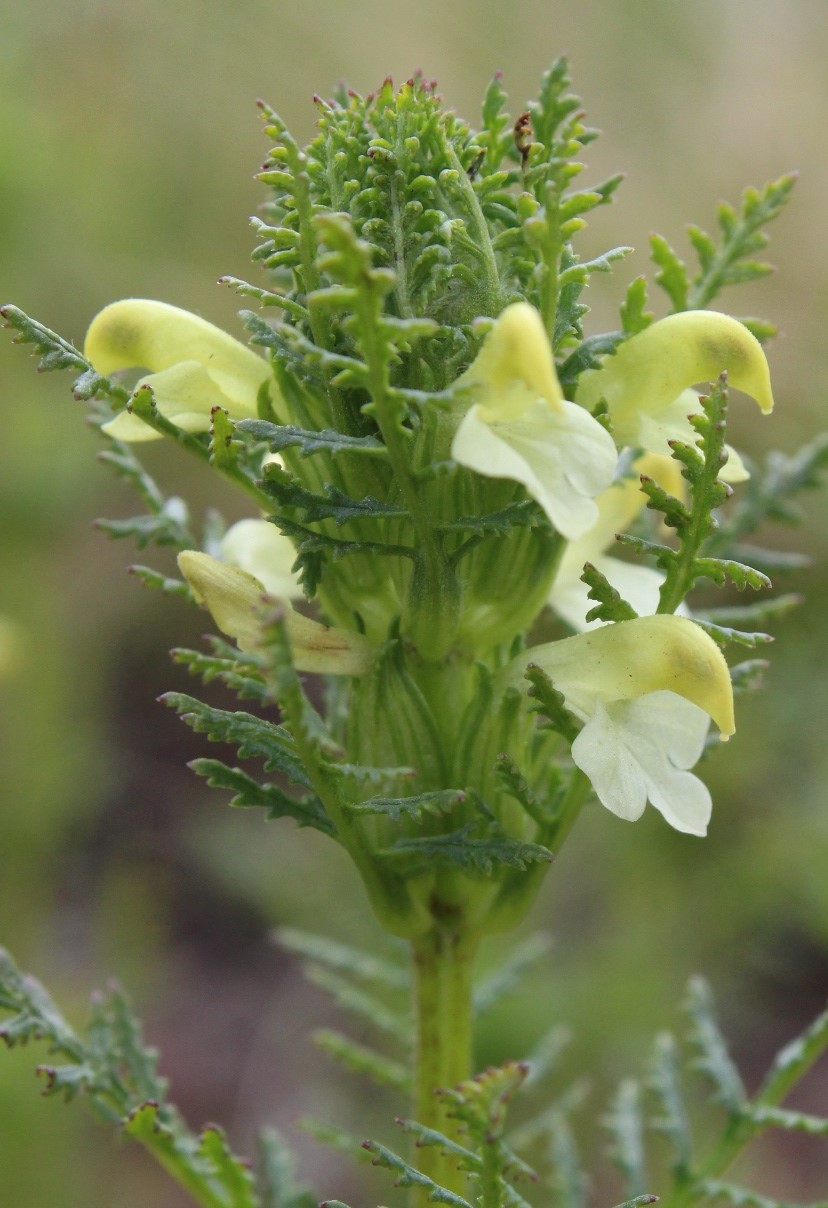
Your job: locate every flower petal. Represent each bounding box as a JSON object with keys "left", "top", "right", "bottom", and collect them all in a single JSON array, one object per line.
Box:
[
  {"left": 517, "top": 613, "right": 735, "bottom": 738},
  {"left": 219, "top": 519, "right": 304, "bottom": 600},
  {"left": 86, "top": 299, "right": 271, "bottom": 440},
  {"left": 577, "top": 311, "right": 773, "bottom": 452},
  {"left": 571, "top": 692, "right": 712, "bottom": 834},
  {"left": 102, "top": 361, "right": 236, "bottom": 441},
  {"left": 178, "top": 550, "right": 372, "bottom": 676},
  {"left": 462, "top": 302, "right": 565, "bottom": 421},
  {"left": 451, "top": 397, "right": 617, "bottom": 539}
]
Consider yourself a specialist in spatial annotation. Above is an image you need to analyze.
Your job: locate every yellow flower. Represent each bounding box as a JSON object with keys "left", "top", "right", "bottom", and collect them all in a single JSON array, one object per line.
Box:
[
  {"left": 576, "top": 310, "right": 773, "bottom": 460},
  {"left": 548, "top": 454, "right": 685, "bottom": 631},
  {"left": 85, "top": 300, "right": 272, "bottom": 442},
  {"left": 451, "top": 303, "right": 618, "bottom": 539},
  {"left": 514, "top": 614, "right": 734, "bottom": 834},
  {"left": 178, "top": 549, "right": 372, "bottom": 677}
]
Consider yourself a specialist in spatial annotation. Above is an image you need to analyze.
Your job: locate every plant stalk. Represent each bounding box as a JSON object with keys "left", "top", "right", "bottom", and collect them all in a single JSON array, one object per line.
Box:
[{"left": 410, "top": 926, "right": 478, "bottom": 1204}]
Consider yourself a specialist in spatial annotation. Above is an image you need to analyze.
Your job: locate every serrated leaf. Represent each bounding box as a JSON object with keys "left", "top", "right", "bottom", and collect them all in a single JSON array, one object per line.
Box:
[
  {"left": 692, "top": 558, "right": 772, "bottom": 592},
  {"left": 620, "top": 277, "right": 654, "bottom": 336},
  {"left": 303, "top": 967, "right": 410, "bottom": 1042},
  {"left": 699, "top": 1179, "right": 821, "bottom": 1208},
  {"left": 347, "top": 789, "right": 467, "bottom": 823},
  {"left": 1, "top": 305, "right": 129, "bottom": 407},
  {"left": 650, "top": 234, "right": 689, "bottom": 310},
  {"left": 439, "top": 500, "right": 544, "bottom": 537},
  {"left": 172, "top": 645, "right": 269, "bottom": 704},
  {"left": 312, "top": 1028, "right": 410, "bottom": 1091},
  {"left": 188, "top": 758, "right": 334, "bottom": 835},
  {"left": 256, "top": 1129, "right": 318, "bottom": 1208},
  {"left": 524, "top": 664, "right": 580, "bottom": 742},
  {"left": 494, "top": 753, "right": 561, "bottom": 830},
  {"left": 549, "top": 1115, "right": 589, "bottom": 1208},
  {"left": 684, "top": 977, "right": 747, "bottom": 1115},
  {"left": 749, "top": 1106, "right": 828, "bottom": 1136},
  {"left": 379, "top": 824, "right": 552, "bottom": 876},
  {"left": 361, "top": 1139, "right": 473, "bottom": 1206},
  {"left": 558, "top": 330, "right": 627, "bottom": 389},
  {"left": 262, "top": 466, "right": 406, "bottom": 525},
  {"left": 275, "top": 928, "right": 408, "bottom": 990},
  {"left": 605, "top": 1079, "right": 649, "bottom": 1197},
  {"left": 199, "top": 1125, "right": 259, "bottom": 1208},
  {"left": 473, "top": 933, "right": 553, "bottom": 1016},
  {"left": 128, "top": 565, "right": 194, "bottom": 599},
  {"left": 648, "top": 1031, "right": 693, "bottom": 1178},
  {"left": 238, "top": 419, "right": 388, "bottom": 458},
  {"left": 299, "top": 1117, "right": 373, "bottom": 1162},
  {"left": 581, "top": 561, "right": 639, "bottom": 624},
  {"left": 162, "top": 694, "right": 311, "bottom": 787}
]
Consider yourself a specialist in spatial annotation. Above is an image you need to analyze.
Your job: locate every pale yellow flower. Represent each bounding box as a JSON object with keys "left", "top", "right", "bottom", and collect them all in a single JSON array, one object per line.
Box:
[
  {"left": 178, "top": 550, "right": 372, "bottom": 677},
  {"left": 514, "top": 614, "right": 734, "bottom": 834},
  {"left": 548, "top": 454, "right": 685, "bottom": 631},
  {"left": 85, "top": 300, "right": 271, "bottom": 442},
  {"left": 576, "top": 310, "right": 773, "bottom": 462},
  {"left": 451, "top": 304, "right": 618, "bottom": 540}
]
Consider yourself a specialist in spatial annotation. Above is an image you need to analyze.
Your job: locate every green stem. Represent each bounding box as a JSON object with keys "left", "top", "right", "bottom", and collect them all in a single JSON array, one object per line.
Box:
[{"left": 410, "top": 927, "right": 478, "bottom": 1204}]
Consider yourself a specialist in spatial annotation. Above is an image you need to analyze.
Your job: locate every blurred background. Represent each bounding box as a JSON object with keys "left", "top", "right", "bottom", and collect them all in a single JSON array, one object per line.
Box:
[{"left": 1, "top": 0, "right": 826, "bottom": 1202}]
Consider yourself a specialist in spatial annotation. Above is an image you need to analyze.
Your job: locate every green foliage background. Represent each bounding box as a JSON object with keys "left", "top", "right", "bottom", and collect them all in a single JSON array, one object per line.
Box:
[{"left": 1, "top": 1, "right": 826, "bottom": 1203}]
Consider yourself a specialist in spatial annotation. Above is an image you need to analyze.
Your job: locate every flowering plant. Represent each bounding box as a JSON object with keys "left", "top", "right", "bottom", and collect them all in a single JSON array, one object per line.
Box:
[{"left": 2, "top": 65, "right": 826, "bottom": 1207}]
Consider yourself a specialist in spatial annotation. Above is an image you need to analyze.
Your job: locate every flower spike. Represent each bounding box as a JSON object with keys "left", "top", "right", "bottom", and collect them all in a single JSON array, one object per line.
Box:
[
  {"left": 451, "top": 303, "right": 618, "bottom": 540},
  {"left": 576, "top": 310, "right": 774, "bottom": 453},
  {"left": 85, "top": 299, "right": 272, "bottom": 441}
]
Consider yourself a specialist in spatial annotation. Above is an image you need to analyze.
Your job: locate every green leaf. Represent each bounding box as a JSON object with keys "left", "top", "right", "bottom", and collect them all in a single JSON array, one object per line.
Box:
[
  {"left": 395, "top": 1118, "right": 479, "bottom": 1170},
  {"left": 187, "top": 758, "right": 334, "bottom": 835},
  {"left": 650, "top": 233, "right": 689, "bottom": 310},
  {"left": 275, "top": 927, "right": 408, "bottom": 990},
  {"left": 256, "top": 1129, "right": 318, "bottom": 1208},
  {"left": 754, "top": 1001, "right": 828, "bottom": 1110},
  {"left": 262, "top": 465, "right": 407, "bottom": 525},
  {"left": 495, "top": 753, "right": 562, "bottom": 830},
  {"left": 172, "top": 643, "right": 269, "bottom": 704},
  {"left": 128, "top": 565, "right": 194, "bottom": 600},
  {"left": 361, "top": 1139, "right": 473, "bottom": 1206},
  {"left": 312, "top": 1028, "right": 410, "bottom": 1091},
  {"left": 302, "top": 966, "right": 411, "bottom": 1043},
  {"left": 648, "top": 1031, "right": 693, "bottom": 1179},
  {"left": 687, "top": 174, "right": 797, "bottom": 311},
  {"left": 581, "top": 561, "right": 639, "bottom": 624},
  {"left": 699, "top": 1179, "right": 823, "bottom": 1208},
  {"left": 161, "top": 694, "right": 312, "bottom": 787},
  {"left": 379, "top": 823, "right": 553, "bottom": 876},
  {"left": 1, "top": 304, "right": 129, "bottom": 407},
  {"left": 524, "top": 664, "right": 580, "bottom": 742},
  {"left": 605, "top": 1079, "right": 649, "bottom": 1198},
  {"left": 620, "top": 277, "right": 655, "bottom": 335},
  {"left": 238, "top": 419, "right": 388, "bottom": 458},
  {"left": 473, "top": 933, "right": 553, "bottom": 1015},
  {"left": 749, "top": 1106, "right": 828, "bottom": 1137},
  {"left": 347, "top": 789, "right": 467, "bottom": 823},
  {"left": 549, "top": 1116, "right": 589, "bottom": 1208},
  {"left": 684, "top": 977, "right": 747, "bottom": 1116}
]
